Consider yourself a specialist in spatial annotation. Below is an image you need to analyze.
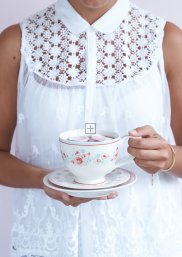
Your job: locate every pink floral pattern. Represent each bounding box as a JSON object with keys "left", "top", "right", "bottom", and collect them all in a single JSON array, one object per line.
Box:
[{"left": 61, "top": 147, "right": 119, "bottom": 166}]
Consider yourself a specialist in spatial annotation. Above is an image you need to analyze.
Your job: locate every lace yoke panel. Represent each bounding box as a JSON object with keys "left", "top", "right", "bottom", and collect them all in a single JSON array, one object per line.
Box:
[{"left": 21, "top": 3, "right": 164, "bottom": 87}]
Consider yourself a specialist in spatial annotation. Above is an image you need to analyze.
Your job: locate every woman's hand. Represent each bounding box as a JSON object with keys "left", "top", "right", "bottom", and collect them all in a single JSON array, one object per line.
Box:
[
  {"left": 128, "top": 125, "right": 173, "bottom": 174},
  {"left": 43, "top": 185, "right": 118, "bottom": 207}
]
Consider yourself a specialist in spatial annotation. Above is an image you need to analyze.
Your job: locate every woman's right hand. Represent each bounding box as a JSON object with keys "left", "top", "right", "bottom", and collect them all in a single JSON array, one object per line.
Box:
[{"left": 43, "top": 185, "right": 118, "bottom": 207}]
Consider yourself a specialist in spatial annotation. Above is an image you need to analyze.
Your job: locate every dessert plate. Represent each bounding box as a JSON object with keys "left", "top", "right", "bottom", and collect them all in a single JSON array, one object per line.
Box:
[
  {"left": 48, "top": 167, "right": 130, "bottom": 190},
  {"left": 43, "top": 170, "right": 137, "bottom": 198}
]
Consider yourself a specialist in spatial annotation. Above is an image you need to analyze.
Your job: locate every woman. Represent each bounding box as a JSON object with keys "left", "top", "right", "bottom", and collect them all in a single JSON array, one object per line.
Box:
[{"left": 0, "top": 0, "right": 182, "bottom": 256}]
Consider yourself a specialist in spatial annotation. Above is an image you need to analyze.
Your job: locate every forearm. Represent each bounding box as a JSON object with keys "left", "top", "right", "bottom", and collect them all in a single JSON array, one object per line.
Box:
[{"left": 0, "top": 151, "right": 50, "bottom": 189}]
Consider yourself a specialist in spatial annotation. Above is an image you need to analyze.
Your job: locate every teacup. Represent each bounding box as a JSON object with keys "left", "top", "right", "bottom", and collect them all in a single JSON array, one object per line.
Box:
[{"left": 59, "top": 129, "right": 134, "bottom": 184}]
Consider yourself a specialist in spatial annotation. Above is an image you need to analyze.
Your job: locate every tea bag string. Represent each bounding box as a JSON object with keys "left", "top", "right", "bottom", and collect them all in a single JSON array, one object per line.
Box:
[{"left": 84, "top": 27, "right": 97, "bottom": 126}]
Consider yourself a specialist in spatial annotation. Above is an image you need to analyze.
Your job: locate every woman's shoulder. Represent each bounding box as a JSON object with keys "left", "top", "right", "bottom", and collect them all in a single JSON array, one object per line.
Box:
[
  {"left": 163, "top": 22, "right": 182, "bottom": 76},
  {"left": 164, "top": 22, "right": 182, "bottom": 45},
  {"left": 0, "top": 24, "right": 21, "bottom": 67},
  {"left": 0, "top": 25, "right": 21, "bottom": 117}
]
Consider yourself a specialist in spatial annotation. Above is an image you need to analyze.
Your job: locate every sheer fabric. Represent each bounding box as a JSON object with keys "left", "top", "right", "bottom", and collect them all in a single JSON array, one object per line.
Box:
[{"left": 10, "top": 0, "right": 182, "bottom": 256}]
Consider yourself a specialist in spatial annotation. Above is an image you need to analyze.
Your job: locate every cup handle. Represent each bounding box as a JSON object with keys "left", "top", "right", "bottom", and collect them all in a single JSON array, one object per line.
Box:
[{"left": 114, "top": 135, "right": 140, "bottom": 169}]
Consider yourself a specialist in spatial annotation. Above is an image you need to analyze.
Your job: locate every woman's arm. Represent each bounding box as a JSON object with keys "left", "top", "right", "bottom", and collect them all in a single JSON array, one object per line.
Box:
[
  {"left": 0, "top": 25, "right": 48, "bottom": 188},
  {"left": 163, "top": 22, "right": 182, "bottom": 176},
  {"left": 128, "top": 22, "right": 182, "bottom": 178}
]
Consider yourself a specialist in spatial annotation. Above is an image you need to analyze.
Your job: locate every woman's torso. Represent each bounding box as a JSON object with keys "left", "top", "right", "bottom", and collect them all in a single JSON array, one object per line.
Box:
[{"left": 11, "top": 1, "right": 182, "bottom": 256}]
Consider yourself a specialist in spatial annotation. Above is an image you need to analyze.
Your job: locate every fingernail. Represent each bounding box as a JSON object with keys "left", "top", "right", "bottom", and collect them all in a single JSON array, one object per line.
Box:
[
  {"left": 129, "top": 130, "right": 138, "bottom": 136},
  {"left": 111, "top": 192, "right": 118, "bottom": 197},
  {"left": 129, "top": 130, "right": 142, "bottom": 138},
  {"left": 61, "top": 193, "right": 70, "bottom": 201}
]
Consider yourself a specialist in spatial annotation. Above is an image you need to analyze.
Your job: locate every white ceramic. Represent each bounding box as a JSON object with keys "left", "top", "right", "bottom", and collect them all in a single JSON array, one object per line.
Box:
[
  {"left": 48, "top": 167, "right": 131, "bottom": 190},
  {"left": 59, "top": 129, "right": 135, "bottom": 184},
  {"left": 43, "top": 170, "right": 137, "bottom": 198}
]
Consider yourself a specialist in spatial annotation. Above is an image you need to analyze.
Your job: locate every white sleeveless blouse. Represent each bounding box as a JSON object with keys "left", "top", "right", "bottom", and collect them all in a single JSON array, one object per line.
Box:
[{"left": 11, "top": 0, "right": 182, "bottom": 256}]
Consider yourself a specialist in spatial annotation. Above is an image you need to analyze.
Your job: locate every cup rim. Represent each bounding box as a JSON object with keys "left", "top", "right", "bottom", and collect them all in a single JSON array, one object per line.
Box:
[{"left": 59, "top": 129, "right": 120, "bottom": 145}]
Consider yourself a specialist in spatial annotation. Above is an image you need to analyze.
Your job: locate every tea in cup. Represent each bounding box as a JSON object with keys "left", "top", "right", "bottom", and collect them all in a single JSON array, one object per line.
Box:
[{"left": 59, "top": 129, "right": 134, "bottom": 184}]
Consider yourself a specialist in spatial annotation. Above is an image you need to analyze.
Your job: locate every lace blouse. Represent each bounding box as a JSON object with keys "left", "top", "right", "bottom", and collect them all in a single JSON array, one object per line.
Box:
[{"left": 10, "top": 0, "right": 182, "bottom": 256}]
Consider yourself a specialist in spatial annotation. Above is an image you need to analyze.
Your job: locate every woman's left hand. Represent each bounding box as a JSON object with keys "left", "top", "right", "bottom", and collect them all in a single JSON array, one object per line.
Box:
[{"left": 128, "top": 125, "right": 173, "bottom": 174}]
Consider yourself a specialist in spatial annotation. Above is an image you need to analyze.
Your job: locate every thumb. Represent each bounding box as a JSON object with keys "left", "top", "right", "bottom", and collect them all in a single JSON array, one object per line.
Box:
[
  {"left": 129, "top": 125, "right": 156, "bottom": 138},
  {"left": 128, "top": 129, "right": 141, "bottom": 137}
]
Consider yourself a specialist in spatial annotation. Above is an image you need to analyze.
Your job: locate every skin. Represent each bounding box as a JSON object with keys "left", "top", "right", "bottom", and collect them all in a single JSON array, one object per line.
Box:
[
  {"left": 0, "top": 0, "right": 182, "bottom": 207},
  {"left": 68, "top": 0, "right": 117, "bottom": 24},
  {"left": 71, "top": 0, "right": 116, "bottom": 9}
]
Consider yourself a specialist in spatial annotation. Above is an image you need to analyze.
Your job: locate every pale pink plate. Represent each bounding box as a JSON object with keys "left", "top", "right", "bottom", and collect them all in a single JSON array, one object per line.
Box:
[
  {"left": 48, "top": 167, "right": 130, "bottom": 190},
  {"left": 43, "top": 169, "right": 137, "bottom": 198}
]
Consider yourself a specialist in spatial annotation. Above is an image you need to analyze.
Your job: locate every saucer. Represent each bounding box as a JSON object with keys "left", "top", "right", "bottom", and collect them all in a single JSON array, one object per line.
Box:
[
  {"left": 48, "top": 167, "right": 130, "bottom": 190},
  {"left": 43, "top": 170, "right": 137, "bottom": 198}
]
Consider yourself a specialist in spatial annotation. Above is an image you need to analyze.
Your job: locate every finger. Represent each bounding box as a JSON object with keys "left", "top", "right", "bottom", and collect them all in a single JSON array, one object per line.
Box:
[
  {"left": 44, "top": 186, "right": 94, "bottom": 206},
  {"left": 71, "top": 203, "right": 80, "bottom": 207},
  {"left": 128, "top": 137, "right": 167, "bottom": 150},
  {"left": 60, "top": 195, "right": 91, "bottom": 206},
  {"left": 44, "top": 186, "right": 62, "bottom": 200},
  {"left": 69, "top": 192, "right": 118, "bottom": 203},
  {"left": 44, "top": 186, "right": 72, "bottom": 205},
  {"left": 128, "top": 147, "right": 169, "bottom": 161},
  {"left": 107, "top": 192, "right": 119, "bottom": 199},
  {"left": 134, "top": 158, "right": 166, "bottom": 171},
  {"left": 96, "top": 192, "right": 119, "bottom": 200},
  {"left": 68, "top": 199, "right": 92, "bottom": 207},
  {"left": 43, "top": 186, "right": 60, "bottom": 199},
  {"left": 68, "top": 196, "right": 94, "bottom": 205},
  {"left": 44, "top": 188, "right": 119, "bottom": 206},
  {"left": 70, "top": 192, "right": 119, "bottom": 204},
  {"left": 70, "top": 197, "right": 104, "bottom": 207},
  {"left": 129, "top": 125, "right": 159, "bottom": 138}
]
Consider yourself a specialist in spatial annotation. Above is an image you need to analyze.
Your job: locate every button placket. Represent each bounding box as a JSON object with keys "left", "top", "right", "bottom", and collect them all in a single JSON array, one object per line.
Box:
[{"left": 84, "top": 27, "right": 97, "bottom": 125}]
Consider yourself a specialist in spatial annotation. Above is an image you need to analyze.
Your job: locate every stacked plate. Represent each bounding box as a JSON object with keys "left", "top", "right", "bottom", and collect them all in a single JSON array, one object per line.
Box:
[{"left": 43, "top": 167, "right": 137, "bottom": 198}]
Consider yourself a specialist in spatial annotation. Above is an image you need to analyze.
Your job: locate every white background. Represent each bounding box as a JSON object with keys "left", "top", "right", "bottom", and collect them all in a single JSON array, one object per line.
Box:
[{"left": 0, "top": 0, "right": 181, "bottom": 256}]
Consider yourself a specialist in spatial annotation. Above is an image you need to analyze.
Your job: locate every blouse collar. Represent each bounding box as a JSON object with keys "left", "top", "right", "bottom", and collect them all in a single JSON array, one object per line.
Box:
[{"left": 55, "top": 0, "right": 130, "bottom": 34}]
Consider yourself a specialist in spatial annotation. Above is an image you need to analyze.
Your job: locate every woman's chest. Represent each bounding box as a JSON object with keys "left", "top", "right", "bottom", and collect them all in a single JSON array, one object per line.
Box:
[{"left": 18, "top": 66, "right": 164, "bottom": 138}]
